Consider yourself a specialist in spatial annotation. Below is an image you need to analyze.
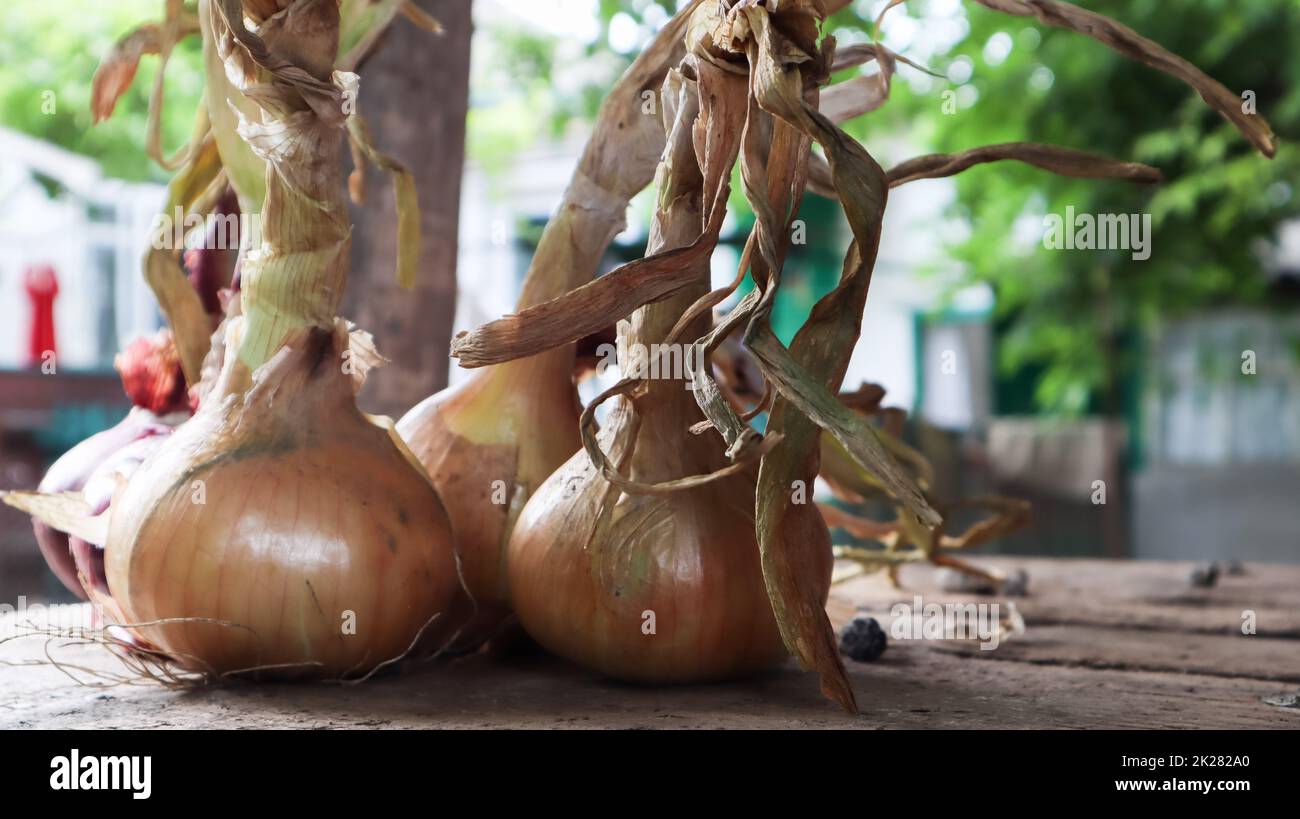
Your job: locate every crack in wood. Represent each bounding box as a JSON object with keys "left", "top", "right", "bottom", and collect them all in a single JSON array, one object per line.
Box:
[{"left": 928, "top": 645, "right": 1300, "bottom": 686}]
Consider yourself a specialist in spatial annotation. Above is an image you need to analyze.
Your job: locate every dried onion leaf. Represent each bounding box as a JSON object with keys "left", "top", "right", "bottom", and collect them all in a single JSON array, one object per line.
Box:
[
  {"left": 144, "top": 131, "right": 225, "bottom": 384},
  {"left": 970, "top": 0, "right": 1276, "bottom": 157},
  {"left": 808, "top": 141, "right": 1162, "bottom": 197},
  {"left": 1, "top": 492, "right": 109, "bottom": 547},
  {"left": 346, "top": 113, "right": 422, "bottom": 289},
  {"left": 887, "top": 142, "right": 1162, "bottom": 187}
]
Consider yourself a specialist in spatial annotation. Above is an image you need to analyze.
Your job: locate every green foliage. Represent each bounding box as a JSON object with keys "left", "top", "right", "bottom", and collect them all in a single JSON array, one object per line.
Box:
[
  {"left": 840, "top": 0, "right": 1300, "bottom": 413},
  {"left": 468, "top": 0, "right": 678, "bottom": 175},
  {"left": 467, "top": 25, "right": 563, "bottom": 175},
  {"left": 0, "top": 1, "right": 203, "bottom": 183}
]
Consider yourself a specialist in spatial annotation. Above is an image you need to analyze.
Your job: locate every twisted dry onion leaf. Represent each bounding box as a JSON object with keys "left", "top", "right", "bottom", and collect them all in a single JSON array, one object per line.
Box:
[
  {"left": 668, "top": 0, "right": 917, "bottom": 712},
  {"left": 818, "top": 44, "right": 896, "bottom": 123},
  {"left": 91, "top": 7, "right": 199, "bottom": 124},
  {"left": 807, "top": 141, "right": 1162, "bottom": 198},
  {"left": 448, "top": 13, "right": 873, "bottom": 370},
  {"left": 885, "top": 143, "right": 1162, "bottom": 187},
  {"left": 91, "top": 0, "right": 203, "bottom": 175},
  {"left": 346, "top": 113, "right": 421, "bottom": 289},
  {"left": 970, "top": 0, "right": 1276, "bottom": 157},
  {"left": 574, "top": 58, "right": 759, "bottom": 497},
  {"left": 689, "top": 0, "right": 938, "bottom": 711},
  {"left": 213, "top": 0, "right": 355, "bottom": 370},
  {"left": 734, "top": 5, "right": 938, "bottom": 527},
  {"left": 448, "top": 177, "right": 732, "bottom": 367},
  {"left": 198, "top": 0, "right": 267, "bottom": 212},
  {"left": 142, "top": 132, "right": 226, "bottom": 385}
]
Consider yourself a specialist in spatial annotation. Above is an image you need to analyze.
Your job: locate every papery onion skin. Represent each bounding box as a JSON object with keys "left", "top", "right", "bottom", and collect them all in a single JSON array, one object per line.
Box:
[
  {"left": 106, "top": 327, "right": 458, "bottom": 677},
  {"left": 398, "top": 2, "right": 703, "bottom": 651},
  {"left": 504, "top": 62, "right": 833, "bottom": 682},
  {"left": 507, "top": 406, "right": 833, "bottom": 683},
  {"left": 34, "top": 408, "right": 185, "bottom": 600},
  {"left": 397, "top": 353, "right": 579, "bottom": 646}
]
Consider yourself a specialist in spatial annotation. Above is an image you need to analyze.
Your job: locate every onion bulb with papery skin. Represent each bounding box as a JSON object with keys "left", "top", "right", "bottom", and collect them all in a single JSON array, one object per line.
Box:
[
  {"left": 400, "top": 5, "right": 695, "bottom": 650},
  {"left": 505, "top": 71, "right": 832, "bottom": 683},
  {"left": 397, "top": 353, "right": 579, "bottom": 647},
  {"left": 507, "top": 391, "right": 832, "bottom": 683},
  {"left": 105, "top": 322, "right": 458, "bottom": 677},
  {"left": 96, "top": 0, "right": 460, "bottom": 679}
]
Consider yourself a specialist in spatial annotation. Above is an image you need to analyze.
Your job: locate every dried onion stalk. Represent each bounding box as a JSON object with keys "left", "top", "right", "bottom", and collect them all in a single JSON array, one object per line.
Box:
[{"left": 89, "top": 0, "right": 435, "bottom": 384}]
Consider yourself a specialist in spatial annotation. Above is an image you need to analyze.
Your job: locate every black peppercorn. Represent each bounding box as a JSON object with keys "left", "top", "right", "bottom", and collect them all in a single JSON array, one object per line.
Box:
[{"left": 839, "top": 615, "right": 887, "bottom": 662}]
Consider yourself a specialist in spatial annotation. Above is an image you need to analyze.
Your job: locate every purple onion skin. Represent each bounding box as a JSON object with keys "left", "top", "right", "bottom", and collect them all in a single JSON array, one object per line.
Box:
[
  {"left": 185, "top": 189, "right": 240, "bottom": 316},
  {"left": 34, "top": 408, "right": 182, "bottom": 600},
  {"left": 31, "top": 522, "right": 83, "bottom": 602}
]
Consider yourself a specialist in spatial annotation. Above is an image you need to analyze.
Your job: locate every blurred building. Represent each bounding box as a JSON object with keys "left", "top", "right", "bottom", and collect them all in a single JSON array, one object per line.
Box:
[
  {"left": 0, "top": 127, "right": 163, "bottom": 603},
  {"left": 0, "top": 127, "right": 163, "bottom": 370},
  {"left": 1135, "top": 311, "right": 1300, "bottom": 562}
]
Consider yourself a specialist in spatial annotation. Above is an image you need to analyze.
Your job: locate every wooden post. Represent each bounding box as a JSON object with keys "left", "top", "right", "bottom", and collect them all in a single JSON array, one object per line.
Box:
[{"left": 344, "top": 0, "right": 472, "bottom": 418}]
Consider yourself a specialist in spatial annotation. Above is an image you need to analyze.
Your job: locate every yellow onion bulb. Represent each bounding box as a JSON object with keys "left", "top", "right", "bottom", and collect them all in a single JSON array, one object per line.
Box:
[
  {"left": 506, "top": 398, "right": 834, "bottom": 684},
  {"left": 105, "top": 324, "right": 458, "bottom": 678},
  {"left": 397, "top": 352, "right": 580, "bottom": 647},
  {"left": 502, "top": 67, "right": 834, "bottom": 680}
]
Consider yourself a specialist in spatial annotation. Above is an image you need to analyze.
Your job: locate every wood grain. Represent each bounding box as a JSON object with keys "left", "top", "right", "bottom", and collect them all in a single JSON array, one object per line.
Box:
[{"left": 3, "top": 558, "right": 1297, "bottom": 728}]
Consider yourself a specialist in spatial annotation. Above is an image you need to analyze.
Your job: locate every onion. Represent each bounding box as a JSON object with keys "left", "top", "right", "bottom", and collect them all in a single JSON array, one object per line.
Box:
[
  {"left": 26, "top": 329, "right": 191, "bottom": 601},
  {"left": 6, "top": 0, "right": 460, "bottom": 680},
  {"left": 32, "top": 406, "right": 183, "bottom": 601},
  {"left": 115, "top": 330, "right": 191, "bottom": 416},
  {"left": 504, "top": 70, "right": 832, "bottom": 683},
  {"left": 396, "top": 8, "right": 694, "bottom": 648},
  {"left": 106, "top": 324, "right": 457, "bottom": 677},
  {"left": 507, "top": 397, "right": 832, "bottom": 682},
  {"left": 25, "top": 155, "right": 234, "bottom": 602},
  {"left": 397, "top": 354, "right": 579, "bottom": 646}
]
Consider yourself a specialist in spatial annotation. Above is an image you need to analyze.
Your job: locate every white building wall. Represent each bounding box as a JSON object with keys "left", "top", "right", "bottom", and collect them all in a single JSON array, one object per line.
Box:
[{"left": 0, "top": 128, "right": 164, "bottom": 372}]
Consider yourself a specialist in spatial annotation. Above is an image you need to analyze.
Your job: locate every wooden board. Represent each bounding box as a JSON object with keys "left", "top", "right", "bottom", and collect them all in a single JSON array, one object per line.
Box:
[
  {"left": 831, "top": 557, "right": 1300, "bottom": 636},
  {"left": 2, "top": 558, "right": 1298, "bottom": 729}
]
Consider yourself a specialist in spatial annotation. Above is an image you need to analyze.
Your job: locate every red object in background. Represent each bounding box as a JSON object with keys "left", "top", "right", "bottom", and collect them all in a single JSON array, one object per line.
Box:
[{"left": 24, "top": 264, "right": 59, "bottom": 367}]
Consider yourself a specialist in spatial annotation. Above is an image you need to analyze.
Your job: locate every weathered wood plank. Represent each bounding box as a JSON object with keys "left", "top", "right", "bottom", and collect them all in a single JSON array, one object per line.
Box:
[
  {"left": 828, "top": 557, "right": 1300, "bottom": 687},
  {"left": 928, "top": 624, "right": 1300, "bottom": 684},
  {"left": 831, "top": 557, "right": 1300, "bottom": 637},
  {"left": 2, "top": 597, "right": 1298, "bottom": 729}
]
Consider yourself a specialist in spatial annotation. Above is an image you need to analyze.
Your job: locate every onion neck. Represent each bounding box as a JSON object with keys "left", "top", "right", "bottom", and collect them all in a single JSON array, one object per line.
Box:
[
  {"left": 618, "top": 117, "right": 714, "bottom": 482},
  {"left": 198, "top": 0, "right": 266, "bottom": 213},
  {"left": 516, "top": 177, "right": 631, "bottom": 310},
  {"left": 626, "top": 163, "right": 708, "bottom": 367},
  {"left": 238, "top": 131, "right": 350, "bottom": 372},
  {"left": 507, "top": 176, "right": 626, "bottom": 385},
  {"left": 453, "top": 350, "right": 578, "bottom": 441},
  {"left": 215, "top": 0, "right": 348, "bottom": 374}
]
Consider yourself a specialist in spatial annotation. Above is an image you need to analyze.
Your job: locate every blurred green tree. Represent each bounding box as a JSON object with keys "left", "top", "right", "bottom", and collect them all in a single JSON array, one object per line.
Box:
[
  {"left": 1, "top": 1, "right": 203, "bottom": 183},
  {"left": 858, "top": 0, "right": 1300, "bottom": 415}
]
